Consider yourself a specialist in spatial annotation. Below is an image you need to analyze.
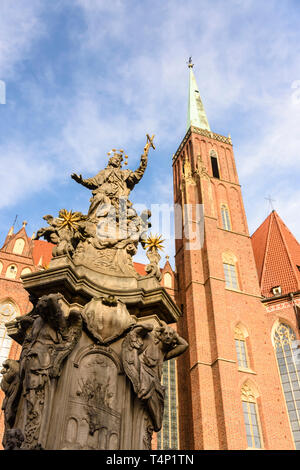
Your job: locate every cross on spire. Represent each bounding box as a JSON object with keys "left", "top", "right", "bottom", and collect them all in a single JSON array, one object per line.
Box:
[
  {"left": 265, "top": 195, "right": 276, "bottom": 212},
  {"left": 187, "top": 57, "right": 194, "bottom": 68}
]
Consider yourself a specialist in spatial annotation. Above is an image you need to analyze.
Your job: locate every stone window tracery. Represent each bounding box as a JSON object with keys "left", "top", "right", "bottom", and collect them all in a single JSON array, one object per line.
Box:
[
  {"left": 221, "top": 203, "right": 231, "bottom": 231},
  {"left": 222, "top": 252, "right": 239, "bottom": 290},
  {"left": 241, "top": 382, "right": 263, "bottom": 449},
  {"left": 234, "top": 326, "right": 249, "bottom": 369},
  {"left": 273, "top": 322, "right": 300, "bottom": 449}
]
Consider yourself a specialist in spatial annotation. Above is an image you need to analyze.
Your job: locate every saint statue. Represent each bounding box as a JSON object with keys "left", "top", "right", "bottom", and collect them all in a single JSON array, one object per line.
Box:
[{"left": 71, "top": 135, "right": 155, "bottom": 220}]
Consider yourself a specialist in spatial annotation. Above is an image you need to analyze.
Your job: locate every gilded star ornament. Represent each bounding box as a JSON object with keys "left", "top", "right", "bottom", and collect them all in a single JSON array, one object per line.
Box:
[
  {"left": 57, "top": 209, "right": 81, "bottom": 230},
  {"left": 144, "top": 234, "right": 165, "bottom": 252}
]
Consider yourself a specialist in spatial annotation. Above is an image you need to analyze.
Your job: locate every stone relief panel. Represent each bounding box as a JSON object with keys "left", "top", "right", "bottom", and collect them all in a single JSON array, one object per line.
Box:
[{"left": 61, "top": 349, "right": 121, "bottom": 450}]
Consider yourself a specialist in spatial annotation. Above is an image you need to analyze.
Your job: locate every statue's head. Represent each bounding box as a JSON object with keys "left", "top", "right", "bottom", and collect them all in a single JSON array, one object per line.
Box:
[
  {"left": 1, "top": 359, "right": 19, "bottom": 384},
  {"left": 107, "top": 149, "right": 127, "bottom": 168},
  {"left": 154, "top": 322, "right": 177, "bottom": 349}
]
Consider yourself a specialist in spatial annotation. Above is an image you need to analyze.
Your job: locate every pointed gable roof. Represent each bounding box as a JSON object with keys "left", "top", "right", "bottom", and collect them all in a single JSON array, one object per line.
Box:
[
  {"left": 0, "top": 225, "right": 33, "bottom": 258},
  {"left": 251, "top": 210, "right": 300, "bottom": 297}
]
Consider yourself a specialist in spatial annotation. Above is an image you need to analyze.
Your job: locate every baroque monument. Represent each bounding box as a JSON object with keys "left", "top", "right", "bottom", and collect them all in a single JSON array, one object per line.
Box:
[{"left": 0, "top": 135, "right": 188, "bottom": 450}]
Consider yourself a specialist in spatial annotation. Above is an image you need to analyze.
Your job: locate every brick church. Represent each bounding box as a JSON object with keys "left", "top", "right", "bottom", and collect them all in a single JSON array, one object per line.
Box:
[{"left": 0, "top": 63, "right": 300, "bottom": 450}]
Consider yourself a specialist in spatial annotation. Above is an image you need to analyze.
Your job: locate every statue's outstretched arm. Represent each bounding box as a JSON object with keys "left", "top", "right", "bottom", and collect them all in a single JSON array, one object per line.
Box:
[
  {"left": 71, "top": 173, "right": 98, "bottom": 190},
  {"left": 126, "top": 136, "right": 154, "bottom": 189}
]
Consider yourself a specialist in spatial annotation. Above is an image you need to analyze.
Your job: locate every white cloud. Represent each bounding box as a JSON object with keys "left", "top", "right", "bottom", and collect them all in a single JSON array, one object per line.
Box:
[
  {"left": 0, "top": 143, "right": 54, "bottom": 209},
  {"left": 1, "top": 0, "right": 300, "bottom": 245},
  {"left": 0, "top": 0, "right": 45, "bottom": 77}
]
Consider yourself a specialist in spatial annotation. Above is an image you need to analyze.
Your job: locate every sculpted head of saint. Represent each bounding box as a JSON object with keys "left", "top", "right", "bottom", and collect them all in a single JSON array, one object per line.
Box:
[{"left": 108, "top": 152, "right": 123, "bottom": 169}]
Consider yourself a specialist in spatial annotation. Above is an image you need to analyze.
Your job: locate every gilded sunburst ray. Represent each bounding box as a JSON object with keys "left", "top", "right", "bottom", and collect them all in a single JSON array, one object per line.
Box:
[
  {"left": 144, "top": 233, "right": 165, "bottom": 252},
  {"left": 56, "top": 209, "right": 81, "bottom": 230}
]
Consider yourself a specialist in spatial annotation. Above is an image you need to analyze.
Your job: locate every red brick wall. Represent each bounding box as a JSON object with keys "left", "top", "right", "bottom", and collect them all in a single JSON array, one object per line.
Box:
[{"left": 173, "top": 130, "right": 296, "bottom": 449}]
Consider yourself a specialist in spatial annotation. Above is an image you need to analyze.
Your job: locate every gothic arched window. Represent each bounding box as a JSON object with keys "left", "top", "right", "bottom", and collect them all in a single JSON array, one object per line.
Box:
[
  {"left": 0, "top": 301, "right": 18, "bottom": 371},
  {"left": 5, "top": 264, "right": 17, "bottom": 279},
  {"left": 21, "top": 267, "right": 32, "bottom": 277},
  {"left": 13, "top": 238, "right": 25, "bottom": 255},
  {"left": 241, "top": 382, "right": 263, "bottom": 449},
  {"left": 210, "top": 150, "right": 220, "bottom": 179},
  {"left": 222, "top": 252, "right": 239, "bottom": 290},
  {"left": 221, "top": 204, "right": 231, "bottom": 231},
  {"left": 234, "top": 326, "right": 249, "bottom": 369},
  {"left": 273, "top": 322, "right": 300, "bottom": 449}
]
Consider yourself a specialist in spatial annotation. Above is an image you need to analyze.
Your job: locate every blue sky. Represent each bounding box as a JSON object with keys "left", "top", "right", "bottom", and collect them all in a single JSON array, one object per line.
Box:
[{"left": 0, "top": 0, "right": 300, "bottom": 266}]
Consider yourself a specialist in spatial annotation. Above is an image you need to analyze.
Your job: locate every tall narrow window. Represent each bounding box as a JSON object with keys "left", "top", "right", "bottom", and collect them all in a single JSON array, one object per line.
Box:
[
  {"left": 221, "top": 204, "right": 231, "bottom": 230},
  {"left": 210, "top": 151, "right": 220, "bottom": 179},
  {"left": 234, "top": 326, "right": 249, "bottom": 369},
  {"left": 241, "top": 383, "right": 263, "bottom": 449},
  {"left": 223, "top": 263, "right": 239, "bottom": 290},
  {"left": 157, "top": 359, "right": 179, "bottom": 449},
  {"left": 273, "top": 323, "right": 300, "bottom": 449}
]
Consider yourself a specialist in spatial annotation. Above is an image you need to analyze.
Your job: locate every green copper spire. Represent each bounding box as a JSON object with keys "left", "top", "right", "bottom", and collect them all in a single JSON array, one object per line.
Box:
[{"left": 187, "top": 58, "right": 210, "bottom": 131}]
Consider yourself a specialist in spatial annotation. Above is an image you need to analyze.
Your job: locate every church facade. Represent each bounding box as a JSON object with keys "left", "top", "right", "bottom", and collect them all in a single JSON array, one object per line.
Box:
[
  {"left": 171, "top": 62, "right": 300, "bottom": 450},
  {"left": 0, "top": 64, "right": 300, "bottom": 450}
]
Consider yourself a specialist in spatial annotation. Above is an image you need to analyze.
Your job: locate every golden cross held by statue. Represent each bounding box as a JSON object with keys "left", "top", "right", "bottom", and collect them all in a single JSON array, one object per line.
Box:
[{"left": 146, "top": 134, "right": 155, "bottom": 150}]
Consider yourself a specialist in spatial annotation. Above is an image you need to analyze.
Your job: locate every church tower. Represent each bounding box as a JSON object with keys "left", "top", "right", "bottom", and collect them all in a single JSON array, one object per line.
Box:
[{"left": 173, "top": 61, "right": 297, "bottom": 450}]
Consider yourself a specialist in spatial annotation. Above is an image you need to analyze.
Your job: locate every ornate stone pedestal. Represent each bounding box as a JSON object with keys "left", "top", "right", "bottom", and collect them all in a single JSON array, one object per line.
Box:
[
  {"left": 3, "top": 256, "right": 186, "bottom": 450},
  {"left": 1, "top": 136, "right": 188, "bottom": 450}
]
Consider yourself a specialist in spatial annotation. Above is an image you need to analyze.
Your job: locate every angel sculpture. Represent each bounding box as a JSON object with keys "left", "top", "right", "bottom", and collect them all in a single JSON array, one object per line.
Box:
[{"left": 35, "top": 210, "right": 86, "bottom": 258}]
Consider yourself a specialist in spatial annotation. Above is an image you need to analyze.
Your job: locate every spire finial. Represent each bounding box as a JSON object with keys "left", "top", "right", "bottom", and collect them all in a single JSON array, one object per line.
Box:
[
  {"left": 187, "top": 56, "right": 194, "bottom": 68},
  {"left": 187, "top": 60, "right": 211, "bottom": 132}
]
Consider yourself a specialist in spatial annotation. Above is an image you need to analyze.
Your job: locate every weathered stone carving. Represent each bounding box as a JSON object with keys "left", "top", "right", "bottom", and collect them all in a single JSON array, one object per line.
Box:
[
  {"left": 36, "top": 136, "right": 154, "bottom": 277},
  {"left": 82, "top": 296, "right": 136, "bottom": 345},
  {"left": 144, "top": 234, "right": 165, "bottom": 282},
  {"left": 61, "top": 345, "right": 122, "bottom": 450},
  {"left": 145, "top": 248, "right": 162, "bottom": 281},
  {"left": 121, "top": 322, "right": 188, "bottom": 433},
  {"left": 36, "top": 210, "right": 86, "bottom": 258},
  {"left": 3, "top": 428, "right": 24, "bottom": 450},
  {"left": 3, "top": 135, "right": 188, "bottom": 450},
  {"left": 18, "top": 293, "right": 82, "bottom": 449},
  {"left": 0, "top": 359, "right": 21, "bottom": 448}
]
